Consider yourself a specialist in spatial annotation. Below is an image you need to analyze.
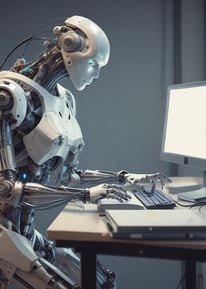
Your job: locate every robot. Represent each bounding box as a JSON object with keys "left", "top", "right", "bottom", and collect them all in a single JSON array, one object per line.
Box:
[{"left": 0, "top": 15, "right": 169, "bottom": 289}]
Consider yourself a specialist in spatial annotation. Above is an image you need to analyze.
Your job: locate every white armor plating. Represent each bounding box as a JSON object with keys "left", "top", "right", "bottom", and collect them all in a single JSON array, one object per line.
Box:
[
  {"left": 0, "top": 225, "right": 78, "bottom": 289},
  {"left": 0, "top": 71, "right": 84, "bottom": 166},
  {"left": 24, "top": 83, "right": 83, "bottom": 165}
]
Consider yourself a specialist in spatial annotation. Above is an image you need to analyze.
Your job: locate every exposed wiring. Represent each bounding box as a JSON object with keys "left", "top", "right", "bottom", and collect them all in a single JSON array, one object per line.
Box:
[
  {"left": 0, "top": 36, "right": 54, "bottom": 71},
  {"left": 174, "top": 200, "right": 194, "bottom": 208},
  {"left": 22, "top": 197, "right": 75, "bottom": 210},
  {"left": 0, "top": 17, "right": 66, "bottom": 71},
  {"left": 0, "top": 36, "right": 33, "bottom": 70},
  {"left": 175, "top": 200, "right": 206, "bottom": 211}
]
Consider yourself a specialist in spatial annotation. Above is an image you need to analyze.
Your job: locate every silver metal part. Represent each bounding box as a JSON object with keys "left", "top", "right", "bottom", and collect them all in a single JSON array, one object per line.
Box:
[
  {"left": 80, "top": 169, "right": 127, "bottom": 184},
  {"left": 0, "top": 79, "right": 27, "bottom": 127},
  {"left": 0, "top": 145, "right": 15, "bottom": 172},
  {"left": 22, "top": 182, "right": 85, "bottom": 204},
  {"left": 125, "top": 172, "right": 171, "bottom": 187}
]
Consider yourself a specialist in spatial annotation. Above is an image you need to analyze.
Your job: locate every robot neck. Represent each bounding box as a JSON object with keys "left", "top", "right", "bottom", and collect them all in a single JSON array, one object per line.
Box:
[{"left": 11, "top": 45, "right": 69, "bottom": 94}]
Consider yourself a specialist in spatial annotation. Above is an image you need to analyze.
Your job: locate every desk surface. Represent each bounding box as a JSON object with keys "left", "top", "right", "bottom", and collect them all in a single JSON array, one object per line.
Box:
[
  {"left": 48, "top": 203, "right": 109, "bottom": 242},
  {"left": 47, "top": 177, "right": 206, "bottom": 289},
  {"left": 47, "top": 204, "right": 206, "bottom": 252},
  {"left": 47, "top": 177, "right": 206, "bottom": 257}
]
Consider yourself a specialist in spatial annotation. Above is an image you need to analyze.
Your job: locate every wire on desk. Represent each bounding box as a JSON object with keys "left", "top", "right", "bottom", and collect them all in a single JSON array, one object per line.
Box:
[{"left": 175, "top": 200, "right": 206, "bottom": 211}]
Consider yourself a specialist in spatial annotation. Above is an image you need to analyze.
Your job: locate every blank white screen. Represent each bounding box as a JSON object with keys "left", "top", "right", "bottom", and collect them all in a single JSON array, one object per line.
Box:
[{"left": 163, "top": 85, "right": 206, "bottom": 159}]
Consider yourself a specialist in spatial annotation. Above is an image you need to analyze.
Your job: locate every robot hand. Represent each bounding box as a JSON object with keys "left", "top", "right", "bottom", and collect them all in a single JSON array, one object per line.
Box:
[
  {"left": 89, "top": 183, "right": 131, "bottom": 203},
  {"left": 124, "top": 172, "right": 171, "bottom": 189}
]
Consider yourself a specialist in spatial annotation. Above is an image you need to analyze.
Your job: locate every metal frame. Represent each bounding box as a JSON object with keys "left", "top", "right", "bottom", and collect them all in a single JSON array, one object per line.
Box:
[{"left": 54, "top": 239, "right": 205, "bottom": 289}]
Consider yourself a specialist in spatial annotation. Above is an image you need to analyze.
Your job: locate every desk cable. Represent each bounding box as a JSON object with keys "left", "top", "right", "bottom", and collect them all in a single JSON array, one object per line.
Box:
[{"left": 174, "top": 200, "right": 206, "bottom": 212}]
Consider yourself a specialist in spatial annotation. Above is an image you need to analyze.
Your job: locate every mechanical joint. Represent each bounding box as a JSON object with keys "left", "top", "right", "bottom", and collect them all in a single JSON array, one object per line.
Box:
[
  {"left": 0, "top": 79, "right": 27, "bottom": 127},
  {"left": 0, "top": 90, "right": 13, "bottom": 110},
  {"left": 0, "top": 179, "right": 12, "bottom": 199}
]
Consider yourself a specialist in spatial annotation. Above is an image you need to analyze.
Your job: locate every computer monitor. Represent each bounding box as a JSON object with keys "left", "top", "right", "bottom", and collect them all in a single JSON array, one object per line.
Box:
[{"left": 161, "top": 81, "right": 206, "bottom": 201}]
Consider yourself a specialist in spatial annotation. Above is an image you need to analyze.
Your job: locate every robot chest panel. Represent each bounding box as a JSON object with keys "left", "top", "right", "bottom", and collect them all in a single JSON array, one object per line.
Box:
[{"left": 23, "top": 94, "right": 84, "bottom": 165}]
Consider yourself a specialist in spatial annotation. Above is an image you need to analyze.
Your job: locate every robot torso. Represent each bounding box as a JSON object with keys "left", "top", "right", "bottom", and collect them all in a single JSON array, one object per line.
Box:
[{"left": 0, "top": 71, "right": 84, "bottom": 186}]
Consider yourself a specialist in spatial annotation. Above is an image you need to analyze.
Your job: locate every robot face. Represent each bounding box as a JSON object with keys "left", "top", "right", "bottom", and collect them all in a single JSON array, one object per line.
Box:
[{"left": 60, "top": 16, "right": 110, "bottom": 90}]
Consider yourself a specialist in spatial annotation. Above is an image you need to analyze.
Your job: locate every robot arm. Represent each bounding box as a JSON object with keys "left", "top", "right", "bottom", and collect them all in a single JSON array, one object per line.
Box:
[
  {"left": 78, "top": 169, "right": 170, "bottom": 193},
  {"left": 7, "top": 180, "right": 129, "bottom": 208},
  {"left": 78, "top": 169, "right": 128, "bottom": 184},
  {"left": 20, "top": 169, "right": 170, "bottom": 207},
  {"left": 123, "top": 172, "right": 171, "bottom": 187},
  {"left": 78, "top": 169, "right": 170, "bottom": 185},
  {"left": 2, "top": 171, "right": 170, "bottom": 210}
]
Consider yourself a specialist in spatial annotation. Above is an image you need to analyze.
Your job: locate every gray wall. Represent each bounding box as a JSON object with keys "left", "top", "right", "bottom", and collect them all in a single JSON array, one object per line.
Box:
[
  {"left": 0, "top": 0, "right": 205, "bottom": 288},
  {"left": 0, "top": 0, "right": 171, "bottom": 174}
]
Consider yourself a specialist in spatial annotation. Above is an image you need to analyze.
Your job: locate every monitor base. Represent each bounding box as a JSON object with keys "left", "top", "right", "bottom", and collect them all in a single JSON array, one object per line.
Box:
[{"left": 166, "top": 182, "right": 201, "bottom": 194}]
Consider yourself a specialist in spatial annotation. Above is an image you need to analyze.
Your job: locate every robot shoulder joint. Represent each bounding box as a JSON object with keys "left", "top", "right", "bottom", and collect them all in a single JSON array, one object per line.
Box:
[{"left": 0, "top": 78, "right": 27, "bottom": 126}]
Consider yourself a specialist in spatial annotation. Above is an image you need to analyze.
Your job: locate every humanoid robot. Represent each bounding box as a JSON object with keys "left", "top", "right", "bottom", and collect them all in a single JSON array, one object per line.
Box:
[{"left": 0, "top": 15, "right": 168, "bottom": 289}]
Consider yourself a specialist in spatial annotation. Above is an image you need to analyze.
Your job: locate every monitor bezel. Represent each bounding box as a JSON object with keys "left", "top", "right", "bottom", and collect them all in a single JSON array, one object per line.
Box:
[{"left": 160, "top": 80, "right": 206, "bottom": 171}]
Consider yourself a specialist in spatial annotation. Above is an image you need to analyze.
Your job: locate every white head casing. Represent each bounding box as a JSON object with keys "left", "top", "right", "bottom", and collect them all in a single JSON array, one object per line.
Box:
[{"left": 56, "top": 15, "right": 110, "bottom": 90}]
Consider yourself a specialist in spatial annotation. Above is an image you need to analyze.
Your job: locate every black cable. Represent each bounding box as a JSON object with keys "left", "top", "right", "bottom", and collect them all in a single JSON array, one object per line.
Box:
[
  {"left": 22, "top": 197, "right": 73, "bottom": 210},
  {"left": 0, "top": 36, "right": 33, "bottom": 70},
  {"left": 0, "top": 36, "right": 55, "bottom": 71},
  {"left": 174, "top": 200, "right": 194, "bottom": 208},
  {"left": 175, "top": 199, "right": 206, "bottom": 209},
  {"left": 0, "top": 16, "right": 66, "bottom": 71},
  {"left": 175, "top": 273, "right": 185, "bottom": 289}
]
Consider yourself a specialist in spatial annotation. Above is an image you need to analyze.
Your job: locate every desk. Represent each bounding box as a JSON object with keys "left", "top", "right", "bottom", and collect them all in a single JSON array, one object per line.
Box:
[{"left": 47, "top": 177, "right": 206, "bottom": 289}]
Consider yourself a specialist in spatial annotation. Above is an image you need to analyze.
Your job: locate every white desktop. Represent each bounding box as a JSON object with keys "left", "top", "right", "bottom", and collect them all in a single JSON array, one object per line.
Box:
[{"left": 161, "top": 81, "right": 206, "bottom": 202}]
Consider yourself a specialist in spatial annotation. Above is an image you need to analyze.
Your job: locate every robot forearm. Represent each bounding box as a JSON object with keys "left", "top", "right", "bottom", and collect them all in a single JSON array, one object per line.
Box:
[
  {"left": 2, "top": 179, "right": 130, "bottom": 210},
  {"left": 0, "top": 180, "right": 89, "bottom": 209},
  {"left": 22, "top": 181, "right": 133, "bottom": 206},
  {"left": 22, "top": 182, "right": 90, "bottom": 206},
  {"left": 78, "top": 169, "right": 170, "bottom": 189},
  {"left": 78, "top": 169, "right": 128, "bottom": 184}
]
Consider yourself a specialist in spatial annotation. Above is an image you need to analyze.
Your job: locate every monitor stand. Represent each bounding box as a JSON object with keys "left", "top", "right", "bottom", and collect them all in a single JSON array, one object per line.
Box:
[{"left": 177, "top": 171, "right": 206, "bottom": 203}]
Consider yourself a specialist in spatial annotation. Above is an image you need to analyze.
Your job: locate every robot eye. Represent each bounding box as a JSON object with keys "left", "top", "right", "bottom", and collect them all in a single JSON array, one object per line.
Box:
[{"left": 88, "top": 58, "right": 98, "bottom": 67}]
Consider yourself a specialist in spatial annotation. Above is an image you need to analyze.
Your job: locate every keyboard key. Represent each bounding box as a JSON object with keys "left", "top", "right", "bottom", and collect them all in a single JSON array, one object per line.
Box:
[{"left": 132, "top": 188, "right": 176, "bottom": 209}]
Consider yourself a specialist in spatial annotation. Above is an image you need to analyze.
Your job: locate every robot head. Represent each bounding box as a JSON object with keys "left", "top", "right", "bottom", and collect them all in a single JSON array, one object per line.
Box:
[{"left": 54, "top": 16, "right": 110, "bottom": 90}]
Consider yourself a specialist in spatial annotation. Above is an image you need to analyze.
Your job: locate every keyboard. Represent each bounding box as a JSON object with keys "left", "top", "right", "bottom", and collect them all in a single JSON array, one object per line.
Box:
[{"left": 132, "top": 187, "right": 176, "bottom": 209}]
